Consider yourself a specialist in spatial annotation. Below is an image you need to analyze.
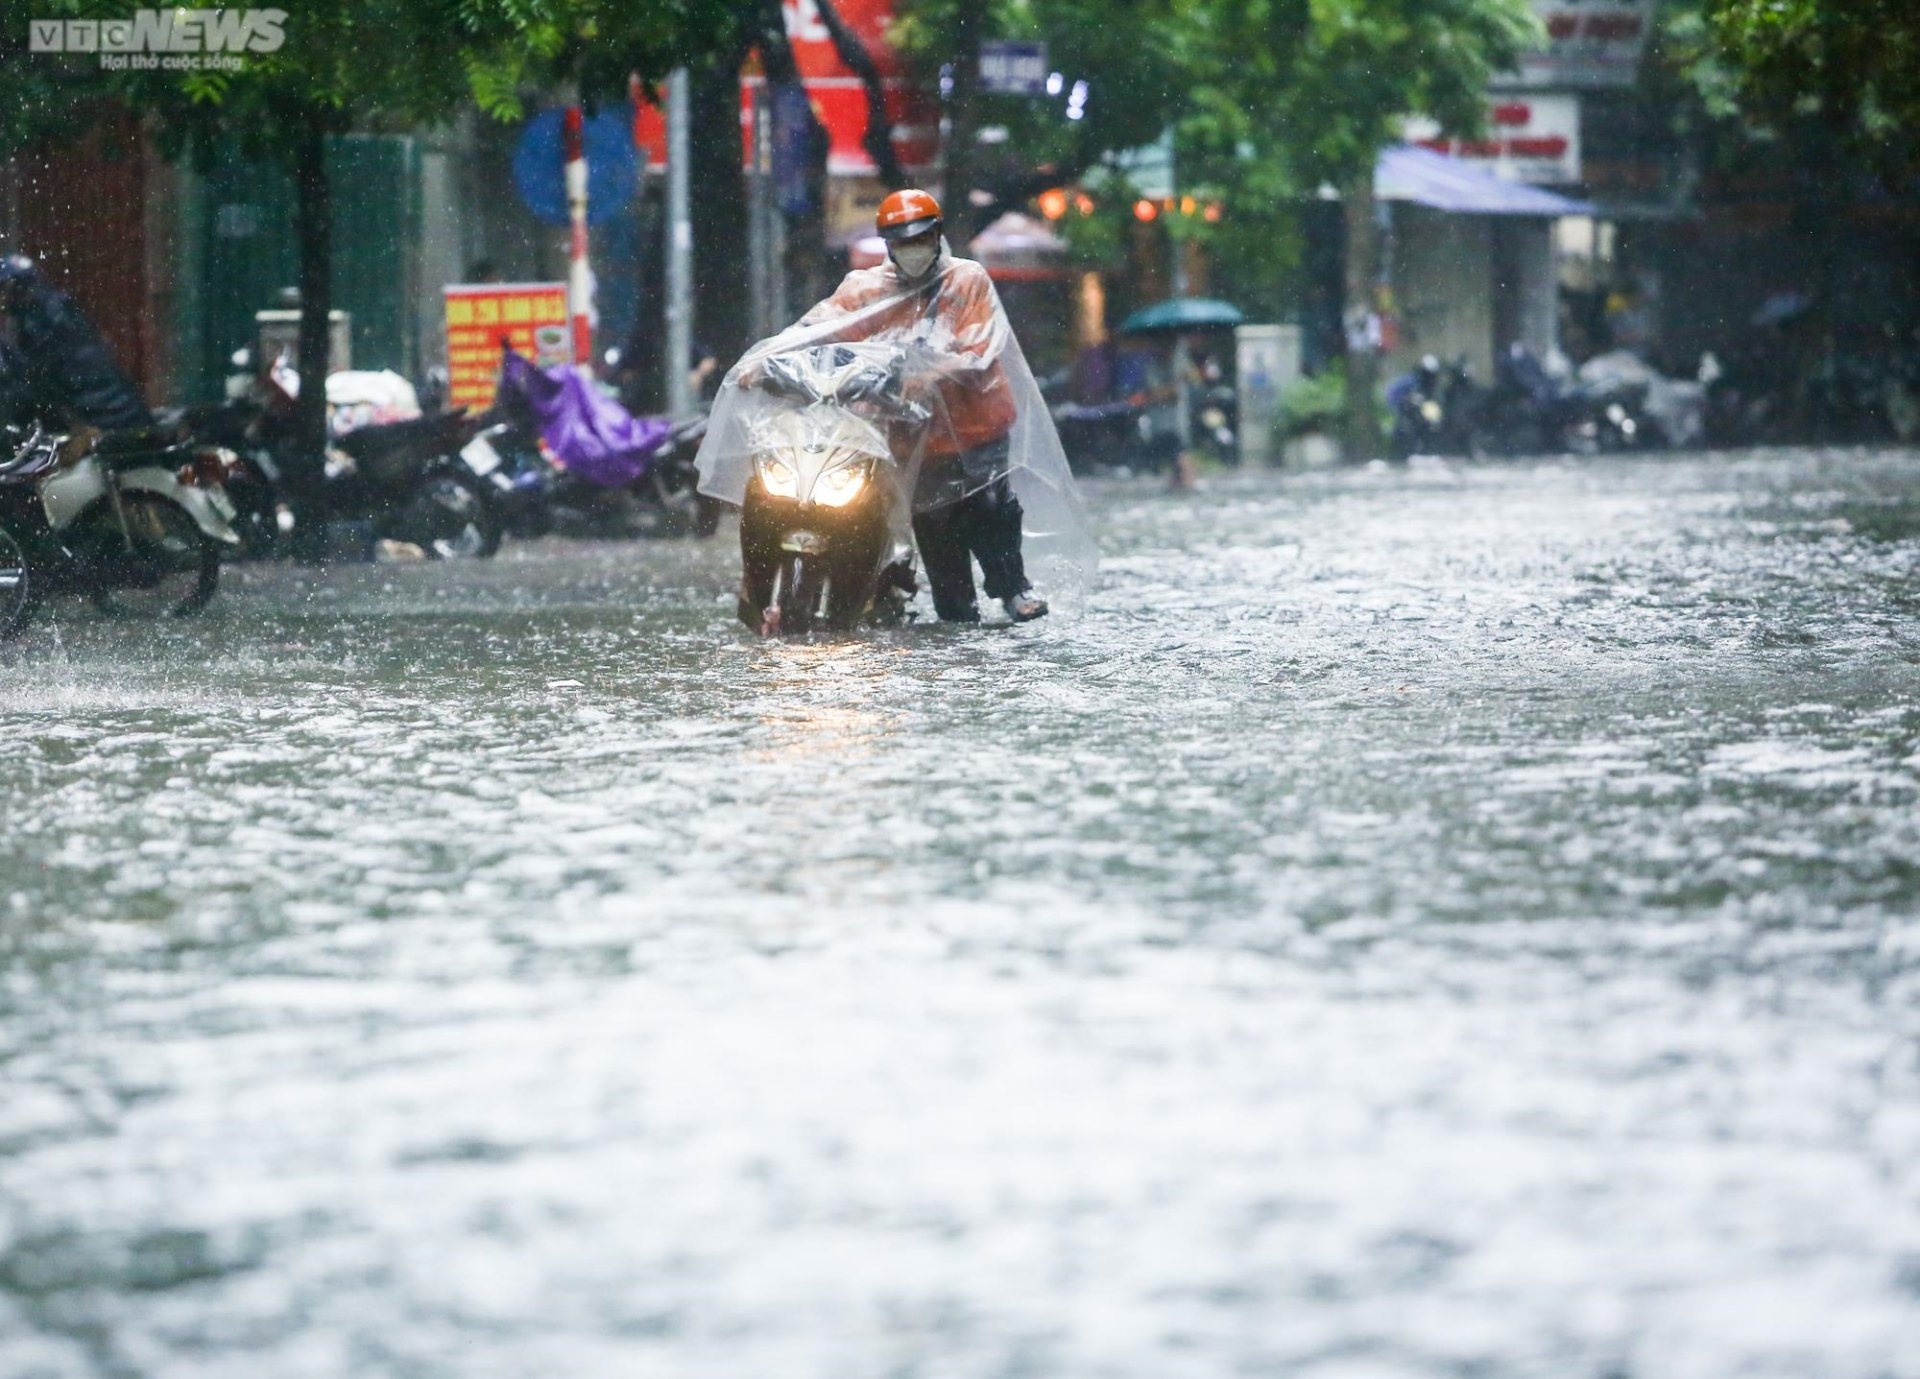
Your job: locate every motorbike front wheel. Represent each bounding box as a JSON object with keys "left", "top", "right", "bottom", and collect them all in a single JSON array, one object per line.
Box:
[
  {"left": 772, "top": 553, "right": 829, "bottom": 634},
  {"left": 0, "top": 522, "right": 35, "bottom": 637},
  {"left": 83, "top": 493, "right": 220, "bottom": 619}
]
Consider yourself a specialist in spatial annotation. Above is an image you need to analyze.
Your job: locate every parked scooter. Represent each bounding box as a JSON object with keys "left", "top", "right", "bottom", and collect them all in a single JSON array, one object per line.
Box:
[
  {"left": 734, "top": 343, "right": 919, "bottom": 635},
  {"left": 1387, "top": 355, "right": 1478, "bottom": 458},
  {"left": 1468, "top": 343, "right": 1644, "bottom": 456},
  {"left": 1051, "top": 397, "right": 1182, "bottom": 474},
  {"left": 486, "top": 346, "right": 721, "bottom": 540},
  {"left": 173, "top": 353, "right": 501, "bottom": 560},
  {"left": 0, "top": 422, "right": 241, "bottom": 635}
]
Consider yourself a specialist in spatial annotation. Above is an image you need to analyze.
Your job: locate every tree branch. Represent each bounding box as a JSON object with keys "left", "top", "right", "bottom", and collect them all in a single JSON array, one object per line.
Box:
[{"left": 812, "top": 0, "right": 906, "bottom": 188}]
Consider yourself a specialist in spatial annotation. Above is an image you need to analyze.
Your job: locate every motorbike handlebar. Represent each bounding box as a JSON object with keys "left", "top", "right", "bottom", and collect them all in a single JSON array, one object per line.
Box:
[{"left": 752, "top": 346, "right": 934, "bottom": 427}]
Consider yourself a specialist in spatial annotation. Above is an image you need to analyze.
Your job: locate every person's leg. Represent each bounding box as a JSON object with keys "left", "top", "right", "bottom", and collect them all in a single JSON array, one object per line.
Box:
[
  {"left": 959, "top": 474, "right": 1031, "bottom": 604},
  {"left": 911, "top": 500, "right": 980, "bottom": 621}
]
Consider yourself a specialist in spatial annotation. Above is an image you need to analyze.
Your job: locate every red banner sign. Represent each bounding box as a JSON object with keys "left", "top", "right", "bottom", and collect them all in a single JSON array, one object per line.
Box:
[{"left": 631, "top": 0, "right": 938, "bottom": 175}]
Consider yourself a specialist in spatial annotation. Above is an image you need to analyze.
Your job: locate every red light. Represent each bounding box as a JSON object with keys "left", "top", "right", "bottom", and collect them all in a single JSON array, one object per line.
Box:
[
  {"left": 1133, "top": 198, "right": 1158, "bottom": 222},
  {"left": 1038, "top": 188, "right": 1069, "bottom": 220},
  {"left": 1203, "top": 202, "right": 1223, "bottom": 223},
  {"left": 177, "top": 449, "right": 233, "bottom": 489}
]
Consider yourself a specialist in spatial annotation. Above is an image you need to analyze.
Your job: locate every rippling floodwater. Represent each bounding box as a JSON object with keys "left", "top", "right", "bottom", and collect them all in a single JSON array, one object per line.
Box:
[{"left": 2, "top": 449, "right": 1918, "bottom": 1379}]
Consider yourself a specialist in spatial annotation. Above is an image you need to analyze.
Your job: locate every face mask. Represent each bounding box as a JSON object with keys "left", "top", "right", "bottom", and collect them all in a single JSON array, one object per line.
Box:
[{"left": 892, "top": 241, "right": 938, "bottom": 280}]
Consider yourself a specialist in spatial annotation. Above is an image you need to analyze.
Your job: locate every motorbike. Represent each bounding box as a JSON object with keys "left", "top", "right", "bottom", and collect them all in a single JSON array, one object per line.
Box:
[
  {"left": 171, "top": 357, "right": 502, "bottom": 561},
  {"left": 1468, "top": 344, "right": 1645, "bottom": 456},
  {"left": 1194, "top": 381, "right": 1239, "bottom": 461},
  {"left": 486, "top": 347, "right": 721, "bottom": 541},
  {"left": 1388, "top": 355, "right": 1479, "bottom": 459},
  {"left": 474, "top": 413, "right": 716, "bottom": 541},
  {"left": 735, "top": 343, "right": 919, "bottom": 636},
  {"left": 0, "top": 422, "right": 241, "bottom": 636},
  {"left": 1050, "top": 397, "right": 1182, "bottom": 474}
]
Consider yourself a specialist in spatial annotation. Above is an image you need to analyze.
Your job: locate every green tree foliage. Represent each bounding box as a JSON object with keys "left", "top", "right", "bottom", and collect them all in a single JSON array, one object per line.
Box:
[
  {"left": 1702, "top": 0, "right": 1920, "bottom": 165},
  {"left": 1176, "top": 0, "right": 1535, "bottom": 455},
  {"left": 891, "top": 0, "right": 1187, "bottom": 231},
  {"left": 1173, "top": 0, "right": 1535, "bottom": 187},
  {"left": 895, "top": 0, "right": 1535, "bottom": 454}
]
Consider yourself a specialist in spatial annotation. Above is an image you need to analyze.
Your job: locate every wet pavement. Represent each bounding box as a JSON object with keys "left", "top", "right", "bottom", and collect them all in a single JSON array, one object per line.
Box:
[{"left": 2, "top": 448, "right": 1918, "bottom": 1379}]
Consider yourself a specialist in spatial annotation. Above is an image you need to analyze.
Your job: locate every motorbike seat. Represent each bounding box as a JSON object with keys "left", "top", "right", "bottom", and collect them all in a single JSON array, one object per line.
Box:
[
  {"left": 333, "top": 411, "right": 466, "bottom": 460},
  {"left": 94, "top": 426, "right": 179, "bottom": 455}
]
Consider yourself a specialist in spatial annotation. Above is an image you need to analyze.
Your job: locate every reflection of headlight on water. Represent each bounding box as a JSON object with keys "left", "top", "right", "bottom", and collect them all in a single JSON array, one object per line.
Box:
[
  {"left": 812, "top": 463, "right": 868, "bottom": 508},
  {"left": 758, "top": 455, "right": 799, "bottom": 498}
]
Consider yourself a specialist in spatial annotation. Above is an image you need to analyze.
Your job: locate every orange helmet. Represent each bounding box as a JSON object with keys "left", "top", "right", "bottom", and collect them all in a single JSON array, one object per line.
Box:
[{"left": 876, "top": 188, "right": 942, "bottom": 241}]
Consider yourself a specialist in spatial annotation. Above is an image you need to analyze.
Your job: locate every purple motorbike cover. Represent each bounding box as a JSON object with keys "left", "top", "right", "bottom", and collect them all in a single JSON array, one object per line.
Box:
[{"left": 500, "top": 348, "right": 672, "bottom": 488}]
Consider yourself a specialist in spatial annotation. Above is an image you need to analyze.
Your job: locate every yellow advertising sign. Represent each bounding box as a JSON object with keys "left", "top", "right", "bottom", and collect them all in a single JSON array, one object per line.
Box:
[{"left": 444, "top": 283, "right": 572, "bottom": 411}]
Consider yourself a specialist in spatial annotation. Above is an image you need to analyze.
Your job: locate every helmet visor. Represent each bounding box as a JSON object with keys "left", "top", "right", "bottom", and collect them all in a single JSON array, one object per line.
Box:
[{"left": 877, "top": 215, "right": 941, "bottom": 242}]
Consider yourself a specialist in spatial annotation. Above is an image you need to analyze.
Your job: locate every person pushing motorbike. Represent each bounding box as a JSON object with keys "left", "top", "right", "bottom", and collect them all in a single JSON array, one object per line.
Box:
[
  {"left": 712, "top": 189, "right": 1080, "bottom": 625},
  {"left": 789, "top": 190, "right": 1044, "bottom": 622}
]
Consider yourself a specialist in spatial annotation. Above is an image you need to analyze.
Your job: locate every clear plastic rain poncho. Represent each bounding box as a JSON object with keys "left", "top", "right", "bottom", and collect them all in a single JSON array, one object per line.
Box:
[{"left": 696, "top": 245, "right": 1097, "bottom": 602}]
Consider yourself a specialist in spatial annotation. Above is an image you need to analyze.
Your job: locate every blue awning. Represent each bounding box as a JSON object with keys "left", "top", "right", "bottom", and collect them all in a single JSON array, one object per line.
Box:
[{"left": 1374, "top": 144, "right": 1592, "bottom": 217}]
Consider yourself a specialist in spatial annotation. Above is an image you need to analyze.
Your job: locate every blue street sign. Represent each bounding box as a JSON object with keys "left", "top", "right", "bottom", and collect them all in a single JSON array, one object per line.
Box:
[
  {"left": 978, "top": 40, "right": 1049, "bottom": 96},
  {"left": 512, "top": 106, "right": 640, "bottom": 227}
]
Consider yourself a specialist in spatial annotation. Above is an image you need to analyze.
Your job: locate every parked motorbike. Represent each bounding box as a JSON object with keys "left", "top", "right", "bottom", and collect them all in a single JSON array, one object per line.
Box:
[
  {"left": 735, "top": 343, "right": 919, "bottom": 636},
  {"left": 1051, "top": 397, "right": 1182, "bottom": 474},
  {"left": 1191, "top": 383, "right": 1239, "bottom": 461},
  {"left": 1466, "top": 344, "right": 1644, "bottom": 456},
  {"left": 487, "top": 347, "right": 721, "bottom": 540},
  {"left": 0, "top": 422, "right": 241, "bottom": 635},
  {"left": 1387, "top": 355, "right": 1478, "bottom": 458},
  {"left": 172, "top": 357, "right": 502, "bottom": 561}
]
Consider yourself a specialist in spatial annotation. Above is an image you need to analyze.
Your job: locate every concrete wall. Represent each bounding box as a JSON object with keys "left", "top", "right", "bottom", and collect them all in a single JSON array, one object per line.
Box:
[
  {"left": 3, "top": 114, "right": 182, "bottom": 405},
  {"left": 1390, "top": 204, "right": 1496, "bottom": 376},
  {"left": 1389, "top": 205, "right": 1562, "bottom": 379},
  {"left": 1494, "top": 218, "right": 1557, "bottom": 360}
]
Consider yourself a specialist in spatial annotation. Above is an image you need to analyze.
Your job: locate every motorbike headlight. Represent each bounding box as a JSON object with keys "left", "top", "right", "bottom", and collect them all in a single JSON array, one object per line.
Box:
[
  {"left": 758, "top": 455, "right": 800, "bottom": 499},
  {"left": 811, "top": 462, "right": 869, "bottom": 508},
  {"left": 1420, "top": 399, "right": 1443, "bottom": 423}
]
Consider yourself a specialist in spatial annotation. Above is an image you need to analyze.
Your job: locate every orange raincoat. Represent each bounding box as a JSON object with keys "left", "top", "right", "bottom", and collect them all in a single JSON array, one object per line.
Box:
[{"left": 796, "top": 255, "right": 1018, "bottom": 459}]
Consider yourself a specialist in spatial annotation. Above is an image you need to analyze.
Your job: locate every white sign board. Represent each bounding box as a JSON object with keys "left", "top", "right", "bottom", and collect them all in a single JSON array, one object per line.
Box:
[
  {"left": 1405, "top": 95, "right": 1582, "bottom": 186},
  {"left": 1492, "top": 0, "right": 1655, "bottom": 89}
]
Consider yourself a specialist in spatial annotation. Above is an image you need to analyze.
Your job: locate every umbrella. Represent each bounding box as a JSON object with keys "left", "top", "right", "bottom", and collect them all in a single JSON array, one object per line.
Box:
[{"left": 1119, "top": 297, "right": 1244, "bottom": 335}]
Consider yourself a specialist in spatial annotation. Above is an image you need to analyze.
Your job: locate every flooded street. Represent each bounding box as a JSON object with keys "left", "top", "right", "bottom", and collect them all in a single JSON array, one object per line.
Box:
[{"left": 3, "top": 449, "right": 1918, "bottom": 1379}]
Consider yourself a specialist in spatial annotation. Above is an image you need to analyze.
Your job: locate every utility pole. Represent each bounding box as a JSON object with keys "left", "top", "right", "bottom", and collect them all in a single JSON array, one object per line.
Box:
[
  {"left": 768, "top": 91, "right": 787, "bottom": 333},
  {"left": 1167, "top": 126, "right": 1192, "bottom": 452},
  {"left": 665, "top": 68, "right": 693, "bottom": 417},
  {"left": 942, "top": 0, "right": 985, "bottom": 227},
  {"left": 748, "top": 81, "right": 770, "bottom": 340},
  {"left": 561, "top": 105, "right": 594, "bottom": 374}
]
